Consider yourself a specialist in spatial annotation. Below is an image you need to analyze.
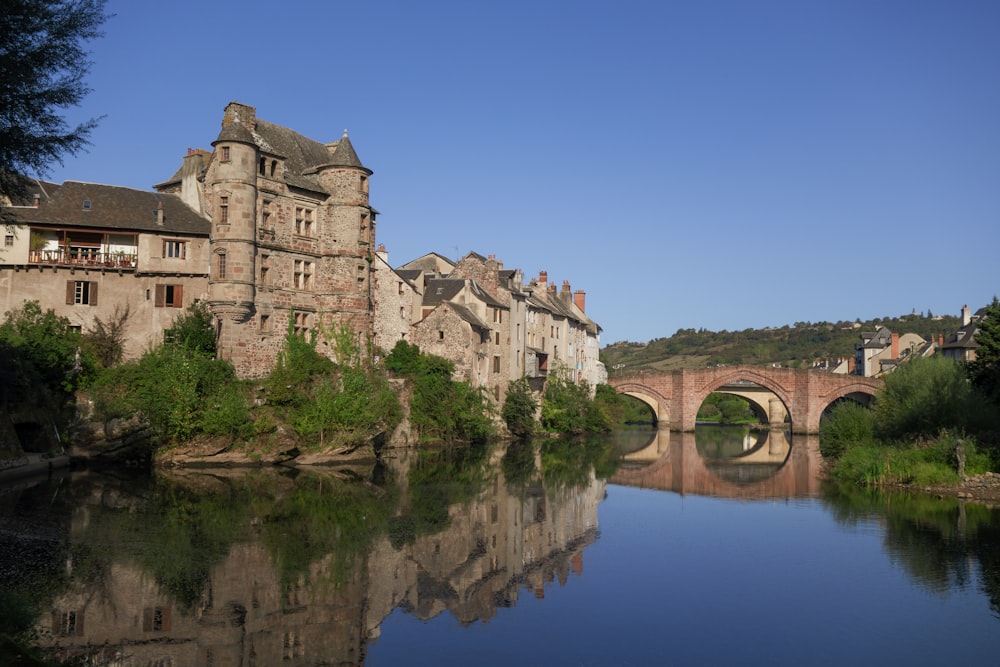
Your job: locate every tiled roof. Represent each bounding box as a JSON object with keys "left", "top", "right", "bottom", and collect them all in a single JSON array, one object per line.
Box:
[{"left": 6, "top": 181, "right": 209, "bottom": 236}]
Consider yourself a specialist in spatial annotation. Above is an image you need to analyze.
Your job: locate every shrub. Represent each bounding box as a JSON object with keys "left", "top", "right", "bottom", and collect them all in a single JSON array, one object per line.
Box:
[{"left": 820, "top": 401, "right": 876, "bottom": 459}]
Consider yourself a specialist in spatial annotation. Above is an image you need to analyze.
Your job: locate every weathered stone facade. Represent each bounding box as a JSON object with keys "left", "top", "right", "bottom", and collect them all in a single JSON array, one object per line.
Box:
[{"left": 156, "top": 102, "right": 377, "bottom": 378}]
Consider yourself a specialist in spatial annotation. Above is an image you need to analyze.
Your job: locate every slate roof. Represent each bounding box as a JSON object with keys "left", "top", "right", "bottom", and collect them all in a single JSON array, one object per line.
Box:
[
  {"left": 6, "top": 180, "right": 209, "bottom": 236},
  {"left": 449, "top": 302, "right": 491, "bottom": 331}
]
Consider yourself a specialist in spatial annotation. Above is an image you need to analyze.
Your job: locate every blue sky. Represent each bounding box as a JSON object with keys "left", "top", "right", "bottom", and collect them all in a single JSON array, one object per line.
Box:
[{"left": 45, "top": 0, "right": 1000, "bottom": 345}]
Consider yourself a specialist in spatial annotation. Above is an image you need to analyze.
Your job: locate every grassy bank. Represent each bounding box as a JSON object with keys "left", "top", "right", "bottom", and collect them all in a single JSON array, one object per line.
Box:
[{"left": 821, "top": 355, "right": 1000, "bottom": 487}]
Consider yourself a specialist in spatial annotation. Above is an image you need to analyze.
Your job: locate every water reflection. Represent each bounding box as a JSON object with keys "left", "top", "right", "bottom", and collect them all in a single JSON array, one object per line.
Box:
[
  {"left": 822, "top": 481, "right": 1000, "bottom": 619},
  {"left": 611, "top": 428, "right": 823, "bottom": 499},
  {"left": 1, "top": 437, "right": 615, "bottom": 665}
]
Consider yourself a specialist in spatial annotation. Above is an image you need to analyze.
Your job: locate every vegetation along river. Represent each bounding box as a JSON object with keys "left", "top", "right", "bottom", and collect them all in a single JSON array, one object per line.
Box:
[{"left": 2, "top": 426, "right": 998, "bottom": 665}]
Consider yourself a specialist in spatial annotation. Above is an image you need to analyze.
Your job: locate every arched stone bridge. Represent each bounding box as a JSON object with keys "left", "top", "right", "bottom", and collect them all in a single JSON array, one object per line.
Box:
[{"left": 609, "top": 366, "right": 883, "bottom": 433}]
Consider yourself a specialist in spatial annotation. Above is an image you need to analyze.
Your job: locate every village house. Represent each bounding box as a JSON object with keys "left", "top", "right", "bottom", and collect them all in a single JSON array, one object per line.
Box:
[
  {"left": 381, "top": 250, "right": 605, "bottom": 405},
  {"left": 0, "top": 179, "right": 210, "bottom": 358},
  {"left": 853, "top": 325, "right": 933, "bottom": 377}
]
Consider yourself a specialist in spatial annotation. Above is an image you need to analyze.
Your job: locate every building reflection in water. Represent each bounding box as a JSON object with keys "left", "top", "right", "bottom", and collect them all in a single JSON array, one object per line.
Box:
[{"left": 28, "top": 440, "right": 607, "bottom": 666}]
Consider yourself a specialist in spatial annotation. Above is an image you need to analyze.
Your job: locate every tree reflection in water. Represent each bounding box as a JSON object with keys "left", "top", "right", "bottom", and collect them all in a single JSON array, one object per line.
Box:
[{"left": 3, "top": 437, "right": 618, "bottom": 665}]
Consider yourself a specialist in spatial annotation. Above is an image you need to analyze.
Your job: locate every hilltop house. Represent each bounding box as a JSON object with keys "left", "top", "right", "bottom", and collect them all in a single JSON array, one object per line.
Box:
[
  {"left": 940, "top": 304, "right": 985, "bottom": 362},
  {"left": 853, "top": 325, "right": 933, "bottom": 377}
]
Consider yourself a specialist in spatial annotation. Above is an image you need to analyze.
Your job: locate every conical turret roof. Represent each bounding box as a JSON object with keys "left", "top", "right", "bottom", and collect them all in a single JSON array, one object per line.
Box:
[{"left": 328, "top": 130, "right": 367, "bottom": 170}]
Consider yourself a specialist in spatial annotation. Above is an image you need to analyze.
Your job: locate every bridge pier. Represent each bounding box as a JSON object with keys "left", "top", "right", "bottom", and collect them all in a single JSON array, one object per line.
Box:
[{"left": 768, "top": 398, "right": 787, "bottom": 428}]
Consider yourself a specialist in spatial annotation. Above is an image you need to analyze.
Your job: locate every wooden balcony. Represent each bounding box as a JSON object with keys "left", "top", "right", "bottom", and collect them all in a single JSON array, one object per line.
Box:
[{"left": 28, "top": 249, "right": 138, "bottom": 269}]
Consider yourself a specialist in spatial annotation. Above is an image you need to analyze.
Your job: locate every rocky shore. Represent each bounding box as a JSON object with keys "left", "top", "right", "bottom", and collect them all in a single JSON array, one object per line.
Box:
[{"left": 910, "top": 472, "right": 1000, "bottom": 507}]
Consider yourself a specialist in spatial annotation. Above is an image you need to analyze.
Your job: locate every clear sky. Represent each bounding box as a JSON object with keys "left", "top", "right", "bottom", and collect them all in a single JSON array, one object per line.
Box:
[{"left": 44, "top": 0, "right": 1000, "bottom": 345}]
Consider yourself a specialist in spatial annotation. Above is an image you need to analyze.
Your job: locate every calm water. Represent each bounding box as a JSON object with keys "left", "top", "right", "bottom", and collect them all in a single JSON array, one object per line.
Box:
[{"left": 1, "top": 427, "right": 998, "bottom": 666}]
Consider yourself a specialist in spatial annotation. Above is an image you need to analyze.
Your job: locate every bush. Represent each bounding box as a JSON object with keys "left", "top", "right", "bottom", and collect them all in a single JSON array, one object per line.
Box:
[
  {"left": 540, "top": 367, "right": 609, "bottom": 433},
  {"left": 820, "top": 401, "right": 876, "bottom": 459},
  {"left": 874, "top": 355, "right": 994, "bottom": 441}
]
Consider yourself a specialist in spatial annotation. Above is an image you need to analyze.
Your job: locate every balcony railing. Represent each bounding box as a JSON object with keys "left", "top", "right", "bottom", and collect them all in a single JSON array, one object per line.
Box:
[{"left": 29, "top": 249, "right": 138, "bottom": 269}]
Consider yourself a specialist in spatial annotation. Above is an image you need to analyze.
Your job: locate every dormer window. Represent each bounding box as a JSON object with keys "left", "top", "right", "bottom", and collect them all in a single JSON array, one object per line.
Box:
[{"left": 82, "top": 200, "right": 91, "bottom": 210}]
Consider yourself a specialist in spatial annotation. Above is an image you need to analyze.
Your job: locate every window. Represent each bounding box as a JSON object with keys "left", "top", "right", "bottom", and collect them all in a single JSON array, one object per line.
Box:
[
  {"left": 399, "top": 307, "right": 405, "bottom": 319},
  {"left": 260, "top": 199, "right": 272, "bottom": 230},
  {"left": 294, "top": 260, "right": 313, "bottom": 290},
  {"left": 217, "top": 252, "right": 227, "bottom": 279},
  {"left": 292, "top": 312, "right": 310, "bottom": 337},
  {"left": 163, "top": 240, "right": 185, "bottom": 259},
  {"left": 220, "top": 146, "right": 231, "bottom": 162},
  {"left": 219, "top": 196, "right": 229, "bottom": 224},
  {"left": 66, "top": 280, "right": 97, "bottom": 306},
  {"left": 493, "top": 355, "right": 501, "bottom": 373},
  {"left": 494, "top": 308, "right": 503, "bottom": 324},
  {"left": 294, "top": 206, "right": 314, "bottom": 236},
  {"left": 260, "top": 313, "right": 271, "bottom": 332},
  {"left": 259, "top": 156, "right": 266, "bottom": 175},
  {"left": 438, "top": 330, "right": 444, "bottom": 340},
  {"left": 4, "top": 234, "right": 12, "bottom": 247},
  {"left": 397, "top": 281, "right": 404, "bottom": 295},
  {"left": 54, "top": 610, "right": 82, "bottom": 637},
  {"left": 155, "top": 284, "right": 183, "bottom": 308},
  {"left": 260, "top": 254, "right": 269, "bottom": 285},
  {"left": 142, "top": 607, "right": 172, "bottom": 632},
  {"left": 82, "top": 199, "right": 91, "bottom": 210}
]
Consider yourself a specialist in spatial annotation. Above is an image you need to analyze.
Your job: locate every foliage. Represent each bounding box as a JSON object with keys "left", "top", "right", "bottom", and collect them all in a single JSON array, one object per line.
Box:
[
  {"left": 388, "top": 343, "right": 494, "bottom": 443},
  {"left": 968, "top": 296, "right": 1000, "bottom": 406},
  {"left": 165, "top": 301, "right": 216, "bottom": 355},
  {"left": 697, "top": 392, "right": 757, "bottom": 424},
  {"left": 873, "top": 355, "right": 997, "bottom": 441},
  {"left": 501, "top": 376, "right": 538, "bottom": 438},
  {"left": 290, "top": 365, "right": 401, "bottom": 447},
  {"left": 827, "top": 432, "right": 991, "bottom": 488},
  {"left": 385, "top": 339, "right": 422, "bottom": 375},
  {"left": 540, "top": 367, "right": 609, "bottom": 434},
  {"left": 603, "top": 311, "right": 962, "bottom": 373},
  {"left": 820, "top": 401, "right": 876, "bottom": 459},
  {"left": 0, "top": 0, "right": 109, "bottom": 211},
  {"left": 87, "top": 342, "right": 242, "bottom": 443},
  {"left": 592, "top": 383, "right": 655, "bottom": 425},
  {"left": 265, "top": 324, "right": 333, "bottom": 406},
  {"left": 83, "top": 303, "right": 130, "bottom": 368},
  {"left": 0, "top": 300, "right": 96, "bottom": 396}
]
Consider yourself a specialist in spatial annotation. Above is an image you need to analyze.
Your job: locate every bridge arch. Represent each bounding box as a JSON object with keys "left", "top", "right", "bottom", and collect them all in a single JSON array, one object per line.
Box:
[
  {"left": 613, "top": 383, "right": 670, "bottom": 426},
  {"left": 690, "top": 368, "right": 795, "bottom": 428}
]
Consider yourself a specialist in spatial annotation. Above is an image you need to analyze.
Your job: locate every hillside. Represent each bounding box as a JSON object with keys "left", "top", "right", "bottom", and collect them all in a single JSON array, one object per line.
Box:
[{"left": 601, "top": 313, "right": 962, "bottom": 374}]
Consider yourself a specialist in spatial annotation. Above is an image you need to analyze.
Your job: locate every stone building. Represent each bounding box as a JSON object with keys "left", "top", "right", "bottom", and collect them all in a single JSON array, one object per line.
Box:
[
  {"left": 0, "top": 179, "right": 210, "bottom": 358},
  {"left": 377, "top": 250, "right": 605, "bottom": 406},
  {"left": 154, "top": 102, "right": 378, "bottom": 378}
]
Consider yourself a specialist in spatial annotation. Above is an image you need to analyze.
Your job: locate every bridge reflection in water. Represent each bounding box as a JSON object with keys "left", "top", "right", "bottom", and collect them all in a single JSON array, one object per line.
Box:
[{"left": 611, "top": 427, "right": 824, "bottom": 500}]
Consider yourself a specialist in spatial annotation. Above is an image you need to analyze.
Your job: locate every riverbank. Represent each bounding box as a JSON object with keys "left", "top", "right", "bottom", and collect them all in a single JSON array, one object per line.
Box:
[{"left": 901, "top": 471, "right": 1000, "bottom": 507}]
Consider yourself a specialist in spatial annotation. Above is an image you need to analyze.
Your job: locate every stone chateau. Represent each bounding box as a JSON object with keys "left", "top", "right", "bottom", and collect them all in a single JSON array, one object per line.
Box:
[{"left": 1, "top": 102, "right": 605, "bottom": 399}]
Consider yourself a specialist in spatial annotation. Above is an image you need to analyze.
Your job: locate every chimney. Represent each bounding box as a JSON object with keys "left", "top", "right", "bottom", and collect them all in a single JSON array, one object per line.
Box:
[
  {"left": 891, "top": 331, "right": 899, "bottom": 359},
  {"left": 538, "top": 271, "right": 548, "bottom": 289},
  {"left": 962, "top": 304, "right": 971, "bottom": 326},
  {"left": 376, "top": 243, "right": 387, "bottom": 263},
  {"left": 939, "top": 333, "right": 945, "bottom": 347},
  {"left": 559, "top": 280, "right": 572, "bottom": 304},
  {"left": 574, "top": 290, "right": 586, "bottom": 312},
  {"left": 848, "top": 356, "right": 855, "bottom": 373},
  {"left": 32, "top": 193, "right": 40, "bottom": 208},
  {"left": 156, "top": 200, "right": 164, "bottom": 226}
]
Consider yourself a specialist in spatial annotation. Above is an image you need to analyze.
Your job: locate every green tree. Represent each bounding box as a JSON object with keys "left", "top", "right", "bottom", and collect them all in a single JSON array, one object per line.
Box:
[
  {"left": 968, "top": 297, "right": 1000, "bottom": 406},
  {"left": 0, "top": 300, "right": 96, "bottom": 394},
  {"left": 0, "top": 0, "right": 109, "bottom": 213},
  {"left": 83, "top": 303, "right": 130, "bottom": 368},
  {"left": 502, "top": 376, "right": 538, "bottom": 438}
]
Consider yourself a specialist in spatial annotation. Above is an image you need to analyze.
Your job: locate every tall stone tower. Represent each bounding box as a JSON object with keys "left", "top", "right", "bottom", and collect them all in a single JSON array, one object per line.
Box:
[
  {"left": 201, "top": 102, "right": 376, "bottom": 378},
  {"left": 207, "top": 103, "right": 258, "bottom": 348}
]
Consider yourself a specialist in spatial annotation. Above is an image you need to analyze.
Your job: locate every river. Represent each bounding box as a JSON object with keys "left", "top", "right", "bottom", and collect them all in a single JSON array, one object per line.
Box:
[{"left": 1, "top": 426, "right": 998, "bottom": 665}]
